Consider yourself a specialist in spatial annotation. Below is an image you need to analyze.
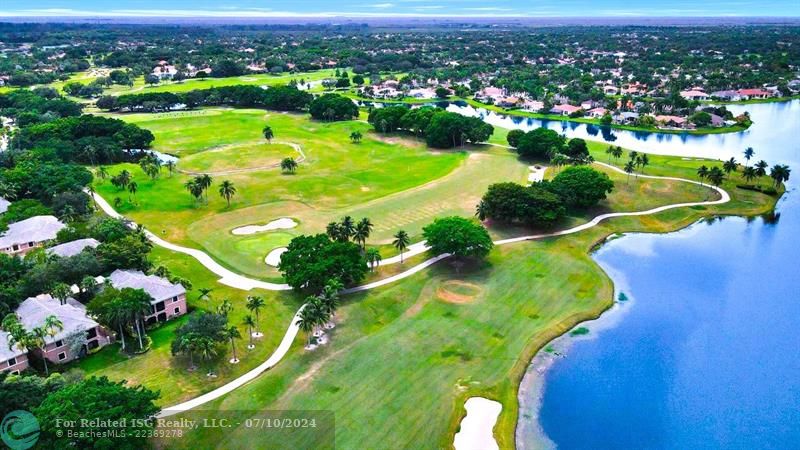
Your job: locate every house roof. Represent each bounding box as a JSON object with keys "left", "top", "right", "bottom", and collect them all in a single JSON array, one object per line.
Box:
[
  {"left": 680, "top": 90, "right": 709, "bottom": 98},
  {"left": 737, "top": 88, "right": 771, "bottom": 96},
  {"left": 47, "top": 238, "right": 100, "bottom": 258},
  {"left": 0, "top": 331, "right": 26, "bottom": 361},
  {"left": 108, "top": 269, "right": 185, "bottom": 303},
  {"left": 0, "top": 197, "right": 9, "bottom": 214},
  {"left": 551, "top": 104, "right": 581, "bottom": 113},
  {"left": 15, "top": 294, "right": 99, "bottom": 345},
  {"left": 0, "top": 216, "right": 65, "bottom": 249}
]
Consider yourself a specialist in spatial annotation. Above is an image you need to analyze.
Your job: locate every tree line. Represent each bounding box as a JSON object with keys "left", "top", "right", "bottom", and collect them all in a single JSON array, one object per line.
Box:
[{"left": 367, "top": 105, "right": 494, "bottom": 149}]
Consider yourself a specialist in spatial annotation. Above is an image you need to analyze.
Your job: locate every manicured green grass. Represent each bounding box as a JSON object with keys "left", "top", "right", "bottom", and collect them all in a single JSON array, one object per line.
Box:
[
  {"left": 76, "top": 246, "right": 299, "bottom": 407},
  {"left": 179, "top": 142, "right": 296, "bottom": 173},
  {"left": 109, "top": 69, "right": 338, "bottom": 96}
]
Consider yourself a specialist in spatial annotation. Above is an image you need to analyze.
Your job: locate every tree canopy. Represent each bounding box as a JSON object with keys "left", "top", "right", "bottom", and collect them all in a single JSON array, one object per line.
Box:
[
  {"left": 278, "top": 234, "right": 367, "bottom": 292},
  {"left": 422, "top": 216, "right": 493, "bottom": 260}
]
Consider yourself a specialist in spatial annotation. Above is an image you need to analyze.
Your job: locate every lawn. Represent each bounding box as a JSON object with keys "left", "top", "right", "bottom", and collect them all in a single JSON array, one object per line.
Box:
[
  {"left": 84, "top": 106, "right": 782, "bottom": 448},
  {"left": 156, "top": 163, "right": 778, "bottom": 449},
  {"left": 179, "top": 142, "right": 297, "bottom": 174}
]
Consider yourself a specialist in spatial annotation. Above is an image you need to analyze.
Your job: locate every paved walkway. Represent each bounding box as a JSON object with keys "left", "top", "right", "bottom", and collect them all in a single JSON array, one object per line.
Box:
[{"left": 89, "top": 160, "right": 729, "bottom": 414}]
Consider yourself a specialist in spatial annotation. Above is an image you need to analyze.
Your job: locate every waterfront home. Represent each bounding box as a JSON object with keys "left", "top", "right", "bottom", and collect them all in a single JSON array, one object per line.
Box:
[
  {"left": 46, "top": 238, "right": 100, "bottom": 258},
  {"left": 710, "top": 90, "right": 741, "bottom": 101},
  {"left": 476, "top": 87, "right": 504, "bottom": 103},
  {"left": 108, "top": 269, "right": 187, "bottom": 324},
  {"left": 655, "top": 115, "right": 688, "bottom": 128},
  {"left": 0, "top": 196, "right": 9, "bottom": 214},
  {"left": 586, "top": 107, "right": 608, "bottom": 118},
  {"left": 550, "top": 104, "right": 582, "bottom": 116},
  {"left": 16, "top": 294, "right": 112, "bottom": 364},
  {"left": 0, "top": 215, "right": 66, "bottom": 256},
  {"left": 736, "top": 88, "right": 773, "bottom": 100},
  {"left": 679, "top": 90, "right": 709, "bottom": 101},
  {"left": 522, "top": 100, "right": 544, "bottom": 112},
  {"left": 613, "top": 112, "right": 640, "bottom": 124},
  {"left": 0, "top": 331, "right": 29, "bottom": 374},
  {"left": 709, "top": 114, "right": 725, "bottom": 127},
  {"left": 602, "top": 85, "right": 619, "bottom": 95},
  {"left": 498, "top": 96, "right": 522, "bottom": 107},
  {"left": 408, "top": 87, "right": 436, "bottom": 99}
]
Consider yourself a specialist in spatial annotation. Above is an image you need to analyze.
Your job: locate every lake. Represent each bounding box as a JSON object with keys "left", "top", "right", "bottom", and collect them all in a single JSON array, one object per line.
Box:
[{"left": 514, "top": 100, "right": 799, "bottom": 449}]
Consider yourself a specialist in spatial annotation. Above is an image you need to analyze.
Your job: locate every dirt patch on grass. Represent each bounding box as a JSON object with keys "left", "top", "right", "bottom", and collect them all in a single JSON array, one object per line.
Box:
[{"left": 437, "top": 280, "right": 483, "bottom": 304}]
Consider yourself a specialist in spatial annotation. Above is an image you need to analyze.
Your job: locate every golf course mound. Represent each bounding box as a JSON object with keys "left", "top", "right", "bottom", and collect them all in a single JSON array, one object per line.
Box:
[
  {"left": 179, "top": 142, "right": 295, "bottom": 174},
  {"left": 232, "top": 218, "right": 298, "bottom": 235},
  {"left": 437, "top": 280, "right": 483, "bottom": 304}
]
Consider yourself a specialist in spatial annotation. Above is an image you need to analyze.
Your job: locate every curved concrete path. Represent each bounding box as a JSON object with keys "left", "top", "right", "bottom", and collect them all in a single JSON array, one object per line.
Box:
[{"left": 89, "top": 160, "right": 729, "bottom": 414}]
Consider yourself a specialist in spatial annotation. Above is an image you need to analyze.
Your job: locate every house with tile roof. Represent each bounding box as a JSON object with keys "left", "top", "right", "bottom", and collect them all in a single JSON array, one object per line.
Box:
[
  {"left": 0, "top": 331, "right": 29, "bottom": 374},
  {"left": 15, "top": 294, "right": 111, "bottom": 364},
  {"left": 0, "top": 215, "right": 66, "bottom": 256},
  {"left": 47, "top": 238, "right": 100, "bottom": 258},
  {"left": 108, "top": 270, "right": 187, "bottom": 324}
]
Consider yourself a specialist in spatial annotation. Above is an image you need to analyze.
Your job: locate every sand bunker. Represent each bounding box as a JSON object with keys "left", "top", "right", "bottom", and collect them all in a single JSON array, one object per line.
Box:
[
  {"left": 265, "top": 247, "right": 288, "bottom": 267},
  {"left": 437, "top": 280, "right": 483, "bottom": 304},
  {"left": 453, "top": 397, "right": 502, "bottom": 450},
  {"left": 232, "top": 218, "right": 297, "bottom": 235}
]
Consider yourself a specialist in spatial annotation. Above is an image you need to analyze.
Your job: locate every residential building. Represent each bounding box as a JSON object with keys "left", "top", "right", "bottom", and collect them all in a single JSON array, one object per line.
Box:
[
  {"left": 108, "top": 270, "right": 187, "bottom": 324},
  {"left": 16, "top": 294, "right": 111, "bottom": 364},
  {"left": 46, "top": 238, "right": 100, "bottom": 258},
  {"left": 550, "top": 104, "right": 582, "bottom": 116},
  {"left": 587, "top": 107, "right": 608, "bottom": 118},
  {"left": 736, "top": 88, "right": 773, "bottom": 100},
  {"left": 710, "top": 90, "right": 741, "bottom": 101},
  {"left": 0, "top": 331, "right": 29, "bottom": 374},
  {"left": 613, "top": 112, "right": 640, "bottom": 124},
  {"left": 522, "top": 100, "right": 544, "bottom": 112},
  {"left": 679, "top": 90, "right": 709, "bottom": 101},
  {"left": 0, "top": 215, "right": 66, "bottom": 256},
  {"left": 655, "top": 115, "right": 688, "bottom": 128}
]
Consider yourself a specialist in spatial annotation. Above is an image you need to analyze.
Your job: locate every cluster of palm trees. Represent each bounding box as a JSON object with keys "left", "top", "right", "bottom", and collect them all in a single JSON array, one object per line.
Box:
[
  {"left": 297, "top": 279, "right": 343, "bottom": 349},
  {"left": 2, "top": 313, "right": 63, "bottom": 376},
  {"left": 280, "top": 157, "right": 298, "bottom": 174},
  {"left": 326, "top": 216, "right": 374, "bottom": 249},
  {"left": 243, "top": 295, "right": 266, "bottom": 349},
  {"left": 184, "top": 174, "right": 213, "bottom": 203},
  {"left": 703, "top": 147, "right": 791, "bottom": 189},
  {"left": 623, "top": 151, "right": 650, "bottom": 183},
  {"left": 88, "top": 288, "right": 154, "bottom": 354}
]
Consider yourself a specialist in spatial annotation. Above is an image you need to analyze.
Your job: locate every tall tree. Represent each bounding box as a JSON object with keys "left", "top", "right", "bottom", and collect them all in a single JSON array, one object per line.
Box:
[
  {"left": 353, "top": 217, "right": 373, "bottom": 250},
  {"left": 393, "top": 230, "right": 410, "bottom": 263},
  {"left": 218, "top": 180, "right": 237, "bottom": 207},
  {"left": 262, "top": 125, "right": 274, "bottom": 143},
  {"left": 245, "top": 296, "right": 265, "bottom": 336}
]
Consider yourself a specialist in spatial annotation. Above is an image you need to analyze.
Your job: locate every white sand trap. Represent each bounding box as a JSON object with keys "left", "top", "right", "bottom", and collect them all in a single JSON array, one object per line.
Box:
[
  {"left": 453, "top": 397, "right": 502, "bottom": 450},
  {"left": 232, "top": 218, "right": 297, "bottom": 235},
  {"left": 528, "top": 165, "right": 546, "bottom": 184},
  {"left": 265, "top": 247, "right": 288, "bottom": 267}
]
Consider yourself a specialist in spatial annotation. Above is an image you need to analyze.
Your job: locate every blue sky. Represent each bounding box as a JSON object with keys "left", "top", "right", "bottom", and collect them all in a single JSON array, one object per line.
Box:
[{"left": 1, "top": 0, "right": 798, "bottom": 17}]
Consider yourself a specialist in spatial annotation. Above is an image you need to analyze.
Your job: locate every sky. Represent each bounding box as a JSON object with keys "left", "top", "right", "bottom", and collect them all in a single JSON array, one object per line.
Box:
[{"left": 1, "top": 0, "right": 798, "bottom": 18}]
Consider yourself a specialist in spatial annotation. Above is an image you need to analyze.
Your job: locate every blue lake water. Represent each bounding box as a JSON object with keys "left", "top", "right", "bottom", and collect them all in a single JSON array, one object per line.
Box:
[{"left": 512, "top": 100, "right": 800, "bottom": 450}]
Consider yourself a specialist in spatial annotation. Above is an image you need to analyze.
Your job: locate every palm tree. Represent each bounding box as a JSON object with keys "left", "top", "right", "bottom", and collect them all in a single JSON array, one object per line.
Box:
[
  {"left": 128, "top": 181, "right": 138, "bottom": 201},
  {"left": 198, "top": 174, "right": 213, "bottom": 200},
  {"left": 224, "top": 326, "right": 242, "bottom": 363},
  {"left": 216, "top": 299, "right": 233, "bottom": 317},
  {"left": 80, "top": 275, "right": 97, "bottom": 296},
  {"left": 638, "top": 154, "right": 650, "bottom": 174},
  {"left": 550, "top": 153, "right": 568, "bottom": 172},
  {"left": 246, "top": 296, "right": 265, "bottom": 336},
  {"left": 218, "top": 180, "right": 236, "bottom": 207},
  {"left": 624, "top": 161, "right": 635, "bottom": 184},
  {"left": 262, "top": 125, "right": 274, "bottom": 143},
  {"left": 365, "top": 248, "right": 382, "bottom": 271},
  {"left": 742, "top": 166, "right": 757, "bottom": 184},
  {"left": 350, "top": 131, "right": 363, "bottom": 143},
  {"left": 392, "top": 230, "right": 410, "bottom": 263},
  {"left": 612, "top": 146, "right": 623, "bottom": 163},
  {"left": 697, "top": 165, "right": 709, "bottom": 186},
  {"left": 97, "top": 166, "right": 109, "bottom": 181},
  {"left": 754, "top": 160, "right": 769, "bottom": 180},
  {"left": 297, "top": 302, "right": 322, "bottom": 347},
  {"left": 165, "top": 160, "right": 176, "bottom": 177},
  {"left": 173, "top": 333, "right": 198, "bottom": 369},
  {"left": 326, "top": 221, "right": 344, "bottom": 241},
  {"left": 197, "top": 288, "right": 213, "bottom": 301},
  {"left": 605, "top": 145, "right": 614, "bottom": 163},
  {"left": 33, "top": 315, "right": 63, "bottom": 376},
  {"left": 353, "top": 217, "right": 373, "bottom": 250},
  {"left": 2, "top": 315, "right": 32, "bottom": 370},
  {"left": 629, "top": 151, "right": 638, "bottom": 163},
  {"left": 50, "top": 283, "right": 71, "bottom": 305},
  {"left": 127, "top": 293, "right": 151, "bottom": 351},
  {"left": 280, "top": 157, "right": 298, "bottom": 174},
  {"left": 723, "top": 157, "right": 738, "bottom": 175},
  {"left": 708, "top": 166, "right": 726, "bottom": 187},
  {"left": 340, "top": 216, "right": 356, "bottom": 240},
  {"left": 743, "top": 147, "right": 755, "bottom": 168},
  {"left": 242, "top": 315, "right": 256, "bottom": 349},
  {"left": 185, "top": 179, "right": 204, "bottom": 203},
  {"left": 770, "top": 164, "right": 791, "bottom": 188},
  {"left": 194, "top": 336, "right": 218, "bottom": 362}
]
